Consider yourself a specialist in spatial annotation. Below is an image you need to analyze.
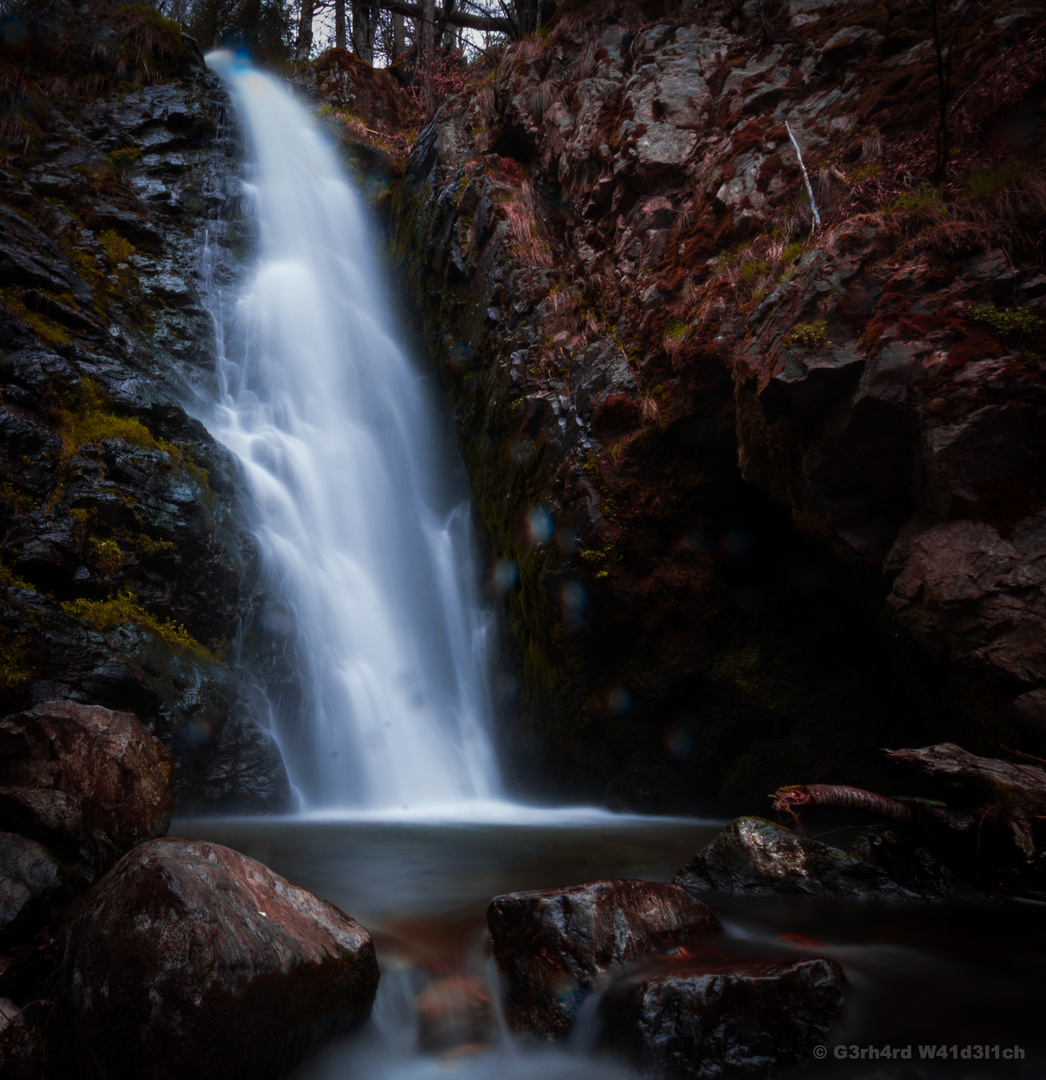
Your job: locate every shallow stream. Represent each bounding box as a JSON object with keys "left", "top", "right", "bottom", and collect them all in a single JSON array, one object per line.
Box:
[{"left": 173, "top": 813, "right": 1045, "bottom": 1079}]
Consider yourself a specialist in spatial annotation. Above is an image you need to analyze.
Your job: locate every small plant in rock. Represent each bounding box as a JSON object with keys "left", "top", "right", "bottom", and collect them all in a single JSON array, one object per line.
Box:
[
  {"left": 788, "top": 321, "right": 832, "bottom": 348},
  {"left": 640, "top": 396, "right": 661, "bottom": 426},
  {"left": 107, "top": 147, "right": 142, "bottom": 171},
  {"left": 966, "top": 302, "right": 1044, "bottom": 338},
  {"left": 90, "top": 537, "right": 124, "bottom": 579},
  {"left": 890, "top": 184, "right": 944, "bottom": 216}
]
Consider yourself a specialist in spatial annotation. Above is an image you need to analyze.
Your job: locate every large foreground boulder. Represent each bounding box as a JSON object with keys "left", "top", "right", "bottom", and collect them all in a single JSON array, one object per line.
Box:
[
  {"left": 49, "top": 838, "right": 379, "bottom": 1080},
  {"left": 0, "top": 702, "right": 174, "bottom": 884},
  {"left": 487, "top": 879, "right": 722, "bottom": 1039},
  {"left": 596, "top": 947, "right": 847, "bottom": 1080}
]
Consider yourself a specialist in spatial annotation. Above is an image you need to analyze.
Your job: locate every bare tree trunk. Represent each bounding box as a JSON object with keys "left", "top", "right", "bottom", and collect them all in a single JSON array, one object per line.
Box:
[
  {"left": 351, "top": 2, "right": 376, "bottom": 63},
  {"left": 392, "top": 11, "right": 405, "bottom": 57},
  {"left": 335, "top": 0, "right": 347, "bottom": 48},
  {"left": 420, "top": 0, "right": 435, "bottom": 56},
  {"left": 295, "top": 0, "right": 314, "bottom": 61}
]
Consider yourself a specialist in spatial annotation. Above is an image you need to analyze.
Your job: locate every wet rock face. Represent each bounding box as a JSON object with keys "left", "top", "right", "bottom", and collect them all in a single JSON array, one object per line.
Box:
[
  {"left": 487, "top": 879, "right": 722, "bottom": 1038},
  {"left": 596, "top": 947, "right": 847, "bottom": 1080},
  {"left": 674, "top": 817, "right": 988, "bottom": 904},
  {"left": 380, "top": 0, "right": 1046, "bottom": 810},
  {"left": 0, "top": 701, "right": 173, "bottom": 886},
  {"left": 0, "top": 33, "right": 290, "bottom": 811},
  {"left": 50, "top": 838, "right": 380, "bottom": 1080}
]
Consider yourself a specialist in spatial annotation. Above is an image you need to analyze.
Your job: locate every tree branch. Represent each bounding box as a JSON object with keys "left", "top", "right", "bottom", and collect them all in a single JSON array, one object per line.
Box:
[{"left": 367, "top": 0, "right": 512, "bottom": 34}]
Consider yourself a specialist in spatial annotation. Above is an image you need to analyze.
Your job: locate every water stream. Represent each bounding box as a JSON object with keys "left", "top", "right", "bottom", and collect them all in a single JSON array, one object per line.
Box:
[
  {"left": 189, "top": 57, "right": 1045, "bottom": 1080},
  {"left": 203, "top": 52, "right": 498, "bottom": 812}
]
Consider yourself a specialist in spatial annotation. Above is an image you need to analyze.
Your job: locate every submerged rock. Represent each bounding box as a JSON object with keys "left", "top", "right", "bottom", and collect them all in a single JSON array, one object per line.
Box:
[
  {"left": 50, "top": 838, "right": 379, "bottom": 1080},
  {"left": 0, "top": 701, "right": 173, "bottom": 885},
  {"left": 596, "top": 947, "right": 846, "bottom": 1080},
  {"left": 487, "top": 879, "right": 721, "bottom": 1039},
  {"left": 415, "top": 973, "right": 493, "bottom": 1053},
  {"left": 674, "top": 817, "right": 989, "bottom": 903}
]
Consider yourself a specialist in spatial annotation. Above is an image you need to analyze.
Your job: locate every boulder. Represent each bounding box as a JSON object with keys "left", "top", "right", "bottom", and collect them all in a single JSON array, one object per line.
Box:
[
  {"left": 487, "top": 879, "right": 722, "bottom": 1039},
  {"left": 50, "top": 838, "right": 379, "bottom": 1080},
  {"left": 675, "top": 817, "right": 988, "bottom": 903},
  {"left": 596, "top": 946, "right": 846, "bottom": 1080},
  {"left": 0, "top": 702, "right": 174, "bottom": 883},
  {"left": 0, "top": 832, "right": 72, "bottom": 946}
]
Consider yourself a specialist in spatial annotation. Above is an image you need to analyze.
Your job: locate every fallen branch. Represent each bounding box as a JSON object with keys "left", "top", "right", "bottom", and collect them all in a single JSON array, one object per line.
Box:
[
  {"left": 785, "top": 119, "right": 820, "bottom": 232},
  {"left": 773, "top": 784, "right": 913, "bottom": 826}
]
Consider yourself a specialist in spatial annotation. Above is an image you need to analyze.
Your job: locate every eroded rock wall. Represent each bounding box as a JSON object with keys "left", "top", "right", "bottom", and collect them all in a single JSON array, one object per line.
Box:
[
  {"left": 376, "top": 0, "right": 1046, "bottom": 812},
  {"left": 0, "top": 9, "right": 290, "bottom": 811}
]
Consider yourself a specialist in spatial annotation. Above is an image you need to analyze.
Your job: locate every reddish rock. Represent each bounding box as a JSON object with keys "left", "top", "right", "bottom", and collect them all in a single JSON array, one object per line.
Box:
[
  {"left": 51, "top": 838, "right": 379, "bottom": 1080},
  {"left": 0, "top": 702, "right": 174, "bottom": 882},
  {"left": 487, "top": 879, "right": 722, "bottom": 1039},
  {"left": 596, "top": 946, "right": 847, "bottom": 1080},
  {"left": 886, "top": 516, "right": 1046, "bottom": 702}
]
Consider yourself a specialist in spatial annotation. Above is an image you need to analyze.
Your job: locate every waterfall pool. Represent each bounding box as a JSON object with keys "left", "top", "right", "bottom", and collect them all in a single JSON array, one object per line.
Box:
[
  {"left": 172, "top": 812, "right": 1045, "bottom": 1079},
  {"left": 192, "top": 54, "right": 1044, "bottom": 1080}
]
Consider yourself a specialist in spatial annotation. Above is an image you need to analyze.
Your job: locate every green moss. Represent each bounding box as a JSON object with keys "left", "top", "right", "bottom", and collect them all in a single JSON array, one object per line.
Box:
[
  {"left": 0, "top": 559, "right": 32, "bottom": 591},
  {"left": 962, "top": 159, "right": 1027, "bottom": 200},
  {"left": 138, "top": 533, "right": 177, "bottom": 560},
  {"left": 848, "top": 160, "right": 881, "bottom": 185},
  {"left": 1, "top": 290, "right": 72, "bottom": 347},
  {"left": 740, "top": 258, "right": 770, "bottom": 285},
  {"left": 780, "top": 240, "right": 805, "bottom": 264},
  {"left": 98, "top": 229, "right": 136, "bottom": 265},
  {"left": 57, "top": 378, "right": 169, "bottom": 457},
  {"left": 966, "top": 302, "right": 1044, "bottom": 338},
  {"left": 787, "top": 321, "right": 832, "bottom": 347},
  {"left": 888, "top": 184, "right": 944, "bottom": 215},
  {"left": 62, "top": 590, "right": 217, "bottom": 663},
  {"left": 108, "top": 147, "right": 142, "bottom": 170},
  {"left": 0, "top": 482, "right": 39, "bottom": 517},
  {"left": 0, "top": 637, "right": 33, "bottom": 690}
]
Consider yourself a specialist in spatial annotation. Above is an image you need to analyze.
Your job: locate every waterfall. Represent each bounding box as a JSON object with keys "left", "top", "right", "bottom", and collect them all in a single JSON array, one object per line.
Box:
[{"left": 203, "top": 53, "right": 500, "bottom": 812}]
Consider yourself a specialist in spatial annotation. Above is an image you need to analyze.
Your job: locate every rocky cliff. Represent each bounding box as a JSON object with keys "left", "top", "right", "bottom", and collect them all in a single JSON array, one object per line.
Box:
[
  {"left": 316, "top": 0, "right": 1046, "bottom": 813},
  {"left": 0, "top": 5, "right": 290, "bottom": 812}
]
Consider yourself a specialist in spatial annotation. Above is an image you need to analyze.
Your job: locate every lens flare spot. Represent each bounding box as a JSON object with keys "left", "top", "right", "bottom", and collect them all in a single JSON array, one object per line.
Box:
[
  {"left": 489, "top": 559, "right": 519, "bottom": 596},
  {"left": 494, "top": 671, "right": 519, "bottom": 701},
  {"left": 663, "top": 725, "right": 695, "bottom": 761},
  {"left": 560, "top": 579, "right": 587, "bottom": 630},
  {"left": 186, "top": 718, "right": 213, "bottom": 746},
  {"left": 721, "top": 529, "right": 753, "bottom": 558},
  {"left": 524, "top": 506, "right": 554, "bottom": 548},
  {"left": 607, "top": 686, "right": 633, "bottom": 714}
]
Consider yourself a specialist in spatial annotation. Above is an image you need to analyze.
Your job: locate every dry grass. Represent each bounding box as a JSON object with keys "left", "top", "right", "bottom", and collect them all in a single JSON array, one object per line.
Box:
[
  {"left": 504, "top": 179, "right": 553, "bottom": 268},
  {"left": 528, "top": 78, "right": 555, "bottom": 122}
]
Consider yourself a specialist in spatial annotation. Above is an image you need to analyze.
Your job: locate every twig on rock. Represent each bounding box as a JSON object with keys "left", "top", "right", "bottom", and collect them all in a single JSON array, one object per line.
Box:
[{"left": 785, "top": 120, "right": 820, "bottom": 232}]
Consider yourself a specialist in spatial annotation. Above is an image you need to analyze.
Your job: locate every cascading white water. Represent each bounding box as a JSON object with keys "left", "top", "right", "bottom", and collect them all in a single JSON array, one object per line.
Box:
[{"left": 203, "top": 53, "right": 500, "bottom": 811}]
